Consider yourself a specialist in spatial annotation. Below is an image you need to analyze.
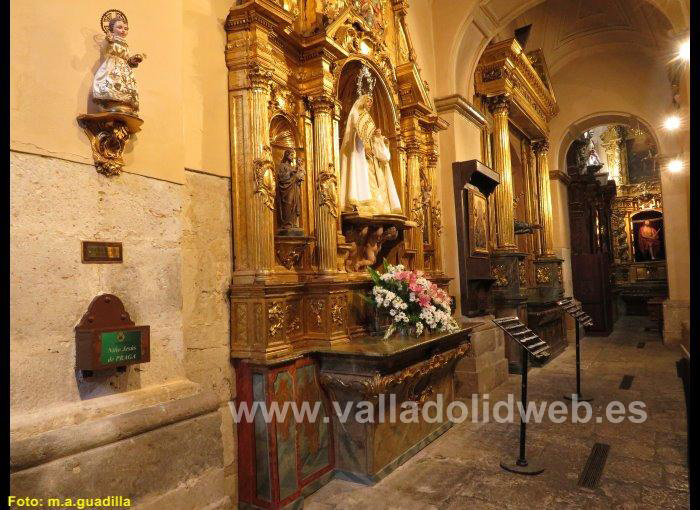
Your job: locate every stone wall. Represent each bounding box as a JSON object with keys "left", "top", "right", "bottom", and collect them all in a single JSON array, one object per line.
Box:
[
  {"left": 181, "top": 169, "right": 237, "bottom": 504},
  {"left": 10, "top": 152, "right": 235, "bottom": 509},
  {"left": 454, "top": 317, "right": 508, "bottom": 396}
]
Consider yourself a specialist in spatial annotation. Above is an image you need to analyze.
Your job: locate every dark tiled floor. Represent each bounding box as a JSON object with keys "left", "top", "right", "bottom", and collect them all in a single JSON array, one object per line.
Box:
[{"left": 304, "top": 316, "right": 689, "bottom": 509}]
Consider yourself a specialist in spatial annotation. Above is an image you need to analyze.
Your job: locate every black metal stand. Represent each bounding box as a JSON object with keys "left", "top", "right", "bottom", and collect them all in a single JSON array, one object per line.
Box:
[
  {"left": 492, "top": 317, "right": 549, "bottom": 476},
  {"left": 563, "top": 322, "right": 593, "bottom": 402},
  {"left": 556, "top": 298, "right": 594, "bottom": 403},
  {"left": 500, "top": 347, "right": 545, "bottom": 475}
]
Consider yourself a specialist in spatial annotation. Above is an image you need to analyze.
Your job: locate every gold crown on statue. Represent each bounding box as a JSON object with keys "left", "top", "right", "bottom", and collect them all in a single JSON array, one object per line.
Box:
[{"left": 356, "top": 65, "right": 376, "bottom": 98}]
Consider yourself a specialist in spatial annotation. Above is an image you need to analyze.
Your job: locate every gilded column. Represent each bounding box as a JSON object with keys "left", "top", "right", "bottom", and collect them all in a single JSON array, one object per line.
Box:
[
  {"left": 534, "top": 140, "right": 555, "bottom": 257},
  {"left": 249, "top": 64, "right": 276, "bottom": 275},
  {"left": 310, "top": 94, "right": 338, "bottom": 275},
  {"left": 488, "top": 96, "right": 516, "bottom": 250},
  {"left": 427, "top": 151, "right": 443, "bottom": 273},
  {"left": 406, "top": 138, "right": 424, "bottom": 269}
]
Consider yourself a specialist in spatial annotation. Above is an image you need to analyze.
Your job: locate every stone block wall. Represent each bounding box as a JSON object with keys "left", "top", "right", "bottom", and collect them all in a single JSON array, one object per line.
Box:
[
  {"left": 454, "top": 317, "right": 509, "bottom": 396},
  {"left": 10, "top": 152, "right": 236, "bottom": 509},
  {"left": 663, "top": 299, "right": 690, "bottom": 346}
]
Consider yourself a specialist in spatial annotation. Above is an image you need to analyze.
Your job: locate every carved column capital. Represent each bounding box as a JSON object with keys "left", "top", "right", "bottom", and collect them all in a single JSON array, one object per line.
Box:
[
  {"left": 405, "top": 137, "right": 422, "bottom": 156},
  {"left": 248, "top": 63, "right": 273, "bottom": 90},
  {"left": 309, "top": 94, "right": 337, "bottom": 115},
  {"left": 486, "top": 95, "right": 510, "bottom": 116},
  {"left": 533, "top": 139, "right": 550, "bottom": 156}
]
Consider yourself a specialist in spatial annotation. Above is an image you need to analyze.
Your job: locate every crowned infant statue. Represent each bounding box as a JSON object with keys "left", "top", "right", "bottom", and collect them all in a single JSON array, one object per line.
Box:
[
  {"left": 339, "top": 67, "right": 402, "bottom": 216},
  {"left": 92, "top": 10, "right": 145, "bottom": 115}
]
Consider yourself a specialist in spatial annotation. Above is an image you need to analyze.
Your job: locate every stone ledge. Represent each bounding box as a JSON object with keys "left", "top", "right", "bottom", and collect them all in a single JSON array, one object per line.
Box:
[{"left": 11, "top": 382, "right": 219, "bottom": 471}]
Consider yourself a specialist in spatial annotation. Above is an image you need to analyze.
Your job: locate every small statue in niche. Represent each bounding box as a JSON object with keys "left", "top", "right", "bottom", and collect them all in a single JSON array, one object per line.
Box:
[
  {"left": 92, "top": 10, "right": 145, "bottom": 115},
  {"left": 583, "top": 131, "right": 603, "bottom": 168},
  {"left": 276, "top": 149, "right": 305, "bottom": 236}
]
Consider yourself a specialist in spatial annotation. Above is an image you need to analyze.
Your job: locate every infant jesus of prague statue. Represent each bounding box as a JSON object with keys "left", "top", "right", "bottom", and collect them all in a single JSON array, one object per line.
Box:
[{"left": 339, "top": 72, "right": 402, "bottom": 216}]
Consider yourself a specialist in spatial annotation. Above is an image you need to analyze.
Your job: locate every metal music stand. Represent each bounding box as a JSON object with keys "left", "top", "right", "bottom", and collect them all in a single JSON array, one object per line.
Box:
[
  {"left": 557, "top": 297, "right": 594, "bottom": 402},
  {"left": 493, "top": 317, "right": 550, "bottom": 475}
]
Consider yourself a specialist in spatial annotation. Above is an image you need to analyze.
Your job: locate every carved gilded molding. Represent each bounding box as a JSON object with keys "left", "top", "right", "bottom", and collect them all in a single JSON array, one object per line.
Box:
[
  {"left": 253, "top": 146, "right": 276, "bottom": 211},
  {"left": 318, "top": 342, "right": 469, "bottom": 399},
  {"left": 431, "top": 203, "right": 443, "bottom": 237},
  {"left": 77, "top": 113, "right": 143, "bottom": 177},
  {"left": 518, "top": 261, "right": 527, "bottom": 287},
  {"left": 268, "top": 302, "right": 286, "bottom": 338},
  {"left": 492, "top": 264, "right": 509, "bottom": 287},
  {"left": 536, "top": 266, "right": 552, "bottom": 284},
  {"left": 316, "top": 163, "right": 339, "bottom": 218}
]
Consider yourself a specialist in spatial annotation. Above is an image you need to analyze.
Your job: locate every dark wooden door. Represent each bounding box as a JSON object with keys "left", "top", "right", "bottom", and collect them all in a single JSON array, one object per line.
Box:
[{"left": 571, "top": 253, "right": 613, "bottom": 335}]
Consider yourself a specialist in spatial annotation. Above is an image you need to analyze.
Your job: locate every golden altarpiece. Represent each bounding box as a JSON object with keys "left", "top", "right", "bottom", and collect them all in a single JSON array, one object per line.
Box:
[
  {"left": 225, "top": 2, "right": 474, "bottom": 509},
  {"left": 468, "top": 39, "right": 566, "bottom": 370}
]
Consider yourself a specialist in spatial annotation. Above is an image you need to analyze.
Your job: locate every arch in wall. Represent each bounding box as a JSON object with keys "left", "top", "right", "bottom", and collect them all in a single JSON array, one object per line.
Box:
[{"left": 554, "top": 112, "right": 663, "bottom": 175}]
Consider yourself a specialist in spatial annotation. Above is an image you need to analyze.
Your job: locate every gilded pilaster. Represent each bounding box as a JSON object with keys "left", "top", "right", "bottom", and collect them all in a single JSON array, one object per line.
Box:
[
  {"left": 488, "top": 96, "right": 516, "bottom": 251},
  {"left": 534, "top": 140, "right": 554, "bottom": 257},
  {"left": 406, "top": 138, "right": 424, "bottom": 269},
  {"left": 248, "top": 64, "right": 276, "bottom": 276},
  {"left": 427, "top": 150, "right": 443, "bottom": 273},
  {"left": 310, "top": 94, "right": 339, "bottom": 275}
]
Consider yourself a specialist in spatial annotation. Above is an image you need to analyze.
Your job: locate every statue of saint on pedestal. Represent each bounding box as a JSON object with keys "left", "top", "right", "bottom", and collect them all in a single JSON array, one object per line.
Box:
[
  {"left": 637, "top": 220, "right": 661, "bottom": 260},
  {"left": 339, "top": 92, "right": 402, "bottom": 216},
  {"left": 92, "top": 10, "right": 145, "bottom": 114},
  {"left": 276, "top": 149, "right": 304, "bottom": 236}
]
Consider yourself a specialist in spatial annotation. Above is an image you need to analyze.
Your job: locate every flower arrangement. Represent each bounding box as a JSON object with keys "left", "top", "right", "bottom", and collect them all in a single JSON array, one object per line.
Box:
[{"left": 367, "top": 260, "right": 460, "bottom": 339}]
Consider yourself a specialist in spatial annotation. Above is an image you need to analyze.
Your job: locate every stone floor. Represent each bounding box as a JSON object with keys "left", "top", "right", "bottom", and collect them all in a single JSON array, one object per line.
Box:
[{"left": 304, "top": 316, "right": 689, "bottom": 509}]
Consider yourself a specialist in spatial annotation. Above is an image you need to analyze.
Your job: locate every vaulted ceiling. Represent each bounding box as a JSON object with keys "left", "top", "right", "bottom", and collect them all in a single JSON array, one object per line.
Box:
[{"left": 495, "top": 0, "right": 673, "bottom": 76}]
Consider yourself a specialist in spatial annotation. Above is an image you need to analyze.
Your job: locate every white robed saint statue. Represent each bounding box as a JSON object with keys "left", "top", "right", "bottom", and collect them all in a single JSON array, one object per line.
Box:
[{"left": 339, "top": 69, "right": 402, "bottom": 216}]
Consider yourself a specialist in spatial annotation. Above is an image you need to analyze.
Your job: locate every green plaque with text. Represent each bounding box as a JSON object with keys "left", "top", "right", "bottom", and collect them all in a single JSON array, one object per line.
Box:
[{"left": 100, "top": 330, "right": 143, "bottom": 365}]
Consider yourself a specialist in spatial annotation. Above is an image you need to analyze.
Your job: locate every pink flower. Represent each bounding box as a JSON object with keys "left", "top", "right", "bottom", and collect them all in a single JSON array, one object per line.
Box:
[
  {"left": 409, "top": 282, "right": 422, "bottom": 293},
  {"left": 418, "top": 294, "right": 431, "bottom": 307}
]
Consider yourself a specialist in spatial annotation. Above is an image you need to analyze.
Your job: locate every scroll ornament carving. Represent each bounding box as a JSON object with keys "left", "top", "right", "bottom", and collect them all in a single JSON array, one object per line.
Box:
[
  {"left": 518, "top": 261, "right": 527, "bottom": 287},
  {"left": 536, "top": 266, "right": 552, "bottom": 284},
  {"left": 410, "top": 197, "right": 424, "bottom": 229},
  {"left": 318, "top": 342, "right": 469, "bottom": 399},
  {"left": 557, "top": 265, "right": 563, "bottom": 285},
  {"left": 268, "top": 302, "right": 286, "bottom": 338},
  {"left": 431, "top": 202, "right": 443, "bottom": 237},
  {"left": 287, "top": 302, "right": 302, "bottom": 334},
  {"left": 253, "top": 146, "right": 276, "bottom": 211},
  {"left": 77, "top": 116, "right": 141, "bottom": 177},
  {"left": 331, "top": 298, "right": 346, "bottom": 327},
  {"left": 492, "top": 263, "right": 509, "bottom": 287},
  {"left": 310, "top": 300, "right": 325, "bottom": 328},
  {"left": 317, "top": 163, "right": 339, "bottom": 217}
]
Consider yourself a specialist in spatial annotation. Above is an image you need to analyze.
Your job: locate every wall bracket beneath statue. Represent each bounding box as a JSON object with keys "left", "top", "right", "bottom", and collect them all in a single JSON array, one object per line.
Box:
[{"left": 77, "top": 112, "right": 143, "bottom": 177}]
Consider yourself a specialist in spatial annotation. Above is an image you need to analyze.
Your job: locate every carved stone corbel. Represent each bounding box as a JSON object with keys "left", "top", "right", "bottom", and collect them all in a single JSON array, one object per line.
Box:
[{"left": 77, "top": 112, "right": 143, "bottom": 177}]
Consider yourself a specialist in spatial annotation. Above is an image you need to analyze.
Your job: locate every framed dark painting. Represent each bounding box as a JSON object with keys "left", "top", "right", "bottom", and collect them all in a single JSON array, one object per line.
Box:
[{"left": 468, "top": 188, "right": 489, "bottom": 257}]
